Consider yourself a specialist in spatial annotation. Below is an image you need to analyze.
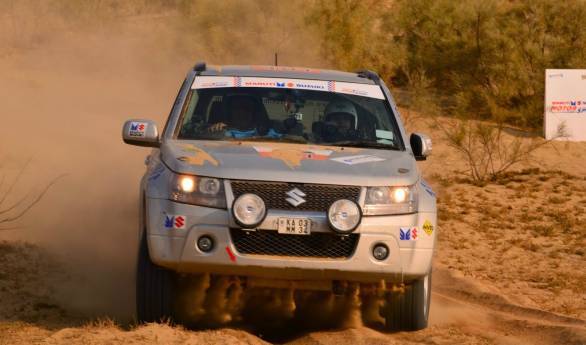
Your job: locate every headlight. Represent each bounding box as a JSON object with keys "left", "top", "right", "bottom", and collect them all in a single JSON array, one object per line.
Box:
[
  {"left": 363, "top": 185, "right": 418, "bottom": 215},
  {"left": 179, "top": 175, "right": 196, "bottom": 193},
  {"left": 170, "top": 174, "right": 226, "bottom": 208},
  {"left": 327, "top": 199, "right": 362, "bottom": 233},
  {"left": 232, "top": 193, "right": 267, "bottom": 228}
]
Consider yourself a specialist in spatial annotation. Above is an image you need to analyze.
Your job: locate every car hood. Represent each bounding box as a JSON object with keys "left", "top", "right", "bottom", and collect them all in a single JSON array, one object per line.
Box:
[{"left": 160, "top": 140, "right": 418, "bottom": 186}]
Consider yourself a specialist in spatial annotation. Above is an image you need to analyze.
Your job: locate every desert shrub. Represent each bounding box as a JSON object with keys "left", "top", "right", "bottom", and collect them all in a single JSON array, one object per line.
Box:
[
  {"left": 436, "top": 117, "right": 566, "bottom": 182},
  {"left": 0, "top": 161, "right": 62, "bottom": 231}
]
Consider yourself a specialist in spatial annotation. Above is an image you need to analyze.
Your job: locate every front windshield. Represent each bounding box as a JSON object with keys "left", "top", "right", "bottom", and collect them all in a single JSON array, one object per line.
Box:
[{"left": 176, "top": 76, "right": 403, "bottom": 150}]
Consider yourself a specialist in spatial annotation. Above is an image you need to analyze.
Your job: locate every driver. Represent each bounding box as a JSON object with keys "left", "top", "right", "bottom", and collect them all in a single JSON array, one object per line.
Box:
[
  {"left": 208, "top": 95, "right": 281, "bottom": 138},
  {"left": 322, "top": 100, "right": 359, "bottom": 141}
]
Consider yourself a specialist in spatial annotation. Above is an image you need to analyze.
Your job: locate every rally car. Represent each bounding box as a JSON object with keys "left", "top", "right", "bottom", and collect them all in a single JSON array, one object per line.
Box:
[{"left": 122, "top": 63, "right": 436, "bottom": 331}]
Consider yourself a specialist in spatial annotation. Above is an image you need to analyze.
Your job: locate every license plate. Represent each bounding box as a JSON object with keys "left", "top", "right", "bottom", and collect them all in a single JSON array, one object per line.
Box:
[{"left": 277, "top": 218, "right": 311, "bottom": 235}]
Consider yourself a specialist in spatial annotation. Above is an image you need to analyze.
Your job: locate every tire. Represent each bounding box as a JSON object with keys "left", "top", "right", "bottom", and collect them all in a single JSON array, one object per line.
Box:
[
  {"left": 381, "top": 271, "right": 432, "bottom": 331},
  {"left": 136, "top": 232, "right": 176, "bottom": 323}
]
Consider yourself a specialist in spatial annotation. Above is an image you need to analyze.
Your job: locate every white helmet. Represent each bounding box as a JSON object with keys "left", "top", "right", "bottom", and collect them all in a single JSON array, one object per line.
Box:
[{"left": 325, "top": 100, "right": 358, "bottom": 129}]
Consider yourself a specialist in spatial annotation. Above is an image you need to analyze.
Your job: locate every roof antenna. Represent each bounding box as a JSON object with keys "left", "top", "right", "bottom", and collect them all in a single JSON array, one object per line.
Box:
[{"left": 274, "top": 52, "right": 278, "bottom": 66}]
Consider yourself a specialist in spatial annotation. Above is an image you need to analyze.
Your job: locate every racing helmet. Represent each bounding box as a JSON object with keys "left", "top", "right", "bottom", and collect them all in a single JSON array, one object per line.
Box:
[{"left": 324, "top": 100, "right": 358, "bottom": 129}]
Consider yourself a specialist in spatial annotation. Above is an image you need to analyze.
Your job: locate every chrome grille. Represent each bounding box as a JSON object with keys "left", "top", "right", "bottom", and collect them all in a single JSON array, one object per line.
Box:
[
  {"left": 230, "top": 181, "right": 361, "bottom": 212},
  {"left": 230, "top": 229, "right": 359, "bottom": 258}
]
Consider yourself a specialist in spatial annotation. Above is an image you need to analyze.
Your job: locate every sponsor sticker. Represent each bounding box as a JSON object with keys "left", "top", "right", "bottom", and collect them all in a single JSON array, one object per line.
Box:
[
  {"left": 164, "top": 215, "right": 186, "bottom": 230},
  {"left": 549, "top": 100, "right": 586, "bottom": 113},
  {"left": 177, "top": 144, "right": 219, "bottom": 166},
  {"left": 331, "top": 155, "right": 385, "bottom": 165},
  {"left": 253, "top": 146, "right": 333, "bottom": 168},
  {"left": 399, "top": 227, "right": 418, "bottom": 241},
  {"left": 129, "top": 122, "right": 147, "bottom": 137},
  {"left": 148, "top": 163, "right": 165, "bottom": 181},
  {"left": 334, "top": 81, "right": 385, "bottom": 99},
  {"left": 225, "top": 246, "right": 237, "bottom": 262},
  {"left": 423, "top": 220, "right": 434, "bottom": 236},
  {"left": 327, "top": 80, "right": 335, "bottom": 92},
  {"left": 192, "top": 76, "right": 235, "bottom": 89},
  {"left": 191, "top": 76, "right": 385, "bottom": 99},
  {"left": 420, "top": 179, "right": 436, "bottom": 197}
]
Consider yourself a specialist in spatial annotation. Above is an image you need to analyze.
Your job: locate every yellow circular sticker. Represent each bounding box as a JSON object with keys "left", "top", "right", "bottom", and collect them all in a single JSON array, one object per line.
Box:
[{"left": 423, "top": 220, "right": 434, "bottom": 236}]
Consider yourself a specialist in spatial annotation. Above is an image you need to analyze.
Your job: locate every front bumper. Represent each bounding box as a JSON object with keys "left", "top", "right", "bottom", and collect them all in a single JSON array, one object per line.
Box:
[{"left": 146, "top": 198, "right": 436, "bottom": 284}]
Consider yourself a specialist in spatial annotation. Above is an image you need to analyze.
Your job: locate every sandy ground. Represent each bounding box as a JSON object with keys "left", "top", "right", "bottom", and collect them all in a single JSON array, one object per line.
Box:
[{"left": 1, "top": 9, "right": 585, "bottom": 345}]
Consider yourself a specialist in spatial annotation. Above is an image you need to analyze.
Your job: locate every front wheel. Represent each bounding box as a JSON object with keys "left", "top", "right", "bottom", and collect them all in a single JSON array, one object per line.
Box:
[
  {"left": 136, "top": 233, "right": 176, "bottom": 323},
  {"left": 381, "top": 271, "right": 432, "bottom": 331}
]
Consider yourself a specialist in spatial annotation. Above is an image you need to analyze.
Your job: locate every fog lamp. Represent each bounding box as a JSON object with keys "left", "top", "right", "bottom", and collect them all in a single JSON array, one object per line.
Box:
[
  {"left": 373, "top": 244, "right": 389, "bottom": 261},
  {"left": 327, "top": 199, "right": 361, "bottom": 233},
  {"left": 232, "top": 193, "right": 266, "bottom": 228},
  {"left": 197, "top": 236, "right": 214, "bottom": 252}
]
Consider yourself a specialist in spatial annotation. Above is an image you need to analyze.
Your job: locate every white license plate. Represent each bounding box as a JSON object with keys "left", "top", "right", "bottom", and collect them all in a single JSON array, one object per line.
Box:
[{"left": 277, "top": 218, "right": 311, "bottom": 235}]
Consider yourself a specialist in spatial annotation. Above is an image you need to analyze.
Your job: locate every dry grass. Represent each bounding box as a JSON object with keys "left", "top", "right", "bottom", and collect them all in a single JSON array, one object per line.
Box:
[{"left": 435, "top": 168, "right": 586, "bottom": 318}]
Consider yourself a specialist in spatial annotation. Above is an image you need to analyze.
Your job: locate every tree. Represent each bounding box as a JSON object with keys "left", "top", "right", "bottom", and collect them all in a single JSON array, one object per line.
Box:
[{"left": 308, "top": 0, "right": 586, "bottom": 129}]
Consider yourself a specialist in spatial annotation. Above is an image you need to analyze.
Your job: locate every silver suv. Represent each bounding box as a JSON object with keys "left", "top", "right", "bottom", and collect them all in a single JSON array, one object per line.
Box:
[{"left": 123, "top": 63, "right": 436, "bottom": 331}]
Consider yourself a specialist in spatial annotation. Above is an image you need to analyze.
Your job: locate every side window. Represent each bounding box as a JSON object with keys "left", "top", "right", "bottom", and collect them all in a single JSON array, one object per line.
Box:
[
  {"left": 181, "top": 91, "right": 200, "bottom": 126},
  {"left": 164, "top": 77, "right": 189, "bottom": 138},
  {"left": 178, "top": 91, "right": 208, "bottom": 139}
]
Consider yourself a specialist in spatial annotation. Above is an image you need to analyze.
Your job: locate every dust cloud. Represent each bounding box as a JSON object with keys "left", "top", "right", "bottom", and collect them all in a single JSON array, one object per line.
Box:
[
  {"left": 173, "top": 274, "right": 389, "bottom": 341},
  {"left": 0, "top": 0, "right": 325, "bottom": 322}
]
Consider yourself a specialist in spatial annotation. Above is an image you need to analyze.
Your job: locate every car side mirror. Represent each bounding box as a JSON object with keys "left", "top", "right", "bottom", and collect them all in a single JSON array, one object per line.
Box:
[
  {"left": 410, "top": 133, "right": 432, "bottom": 161},
  {"left": 122, "top": 119, "right": 159, "bottom": 147}
]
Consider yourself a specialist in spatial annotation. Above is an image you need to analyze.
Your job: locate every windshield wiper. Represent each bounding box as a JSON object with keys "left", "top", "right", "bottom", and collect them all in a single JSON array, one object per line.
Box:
[{"left": 328, "top": 140, "right": 401, "bottom": 150}]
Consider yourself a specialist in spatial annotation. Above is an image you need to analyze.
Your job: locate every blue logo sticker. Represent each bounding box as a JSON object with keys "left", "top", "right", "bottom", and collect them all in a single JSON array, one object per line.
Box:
[
  {"left": 400, "top": 227, "right": 411, "bottom": 240},
  {"left": 164, "top": 216, "right": 174, "bottom": 228},
  {"left": 400, "top": 227, "right": 418, "bottom": 241},
  {"left": 164, "top": 215, "right": 187, "bottom": 229},
  {"left": 148, "top": 163, "right": 165, "bottom": 181},
  {"left": 420, "top": 179, "right": 436, "bottom": 197}
]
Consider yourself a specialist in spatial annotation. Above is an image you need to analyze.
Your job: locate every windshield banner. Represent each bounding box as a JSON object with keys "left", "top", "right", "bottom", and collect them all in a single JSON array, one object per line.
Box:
[{"left": 191, "top": 76, "right": 385, "bottom": 99}]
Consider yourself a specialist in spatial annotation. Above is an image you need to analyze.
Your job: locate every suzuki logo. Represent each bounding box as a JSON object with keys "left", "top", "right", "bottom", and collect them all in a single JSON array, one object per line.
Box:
[{"left": 286, "top": 188, "right": 306, "bottom": 207}]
